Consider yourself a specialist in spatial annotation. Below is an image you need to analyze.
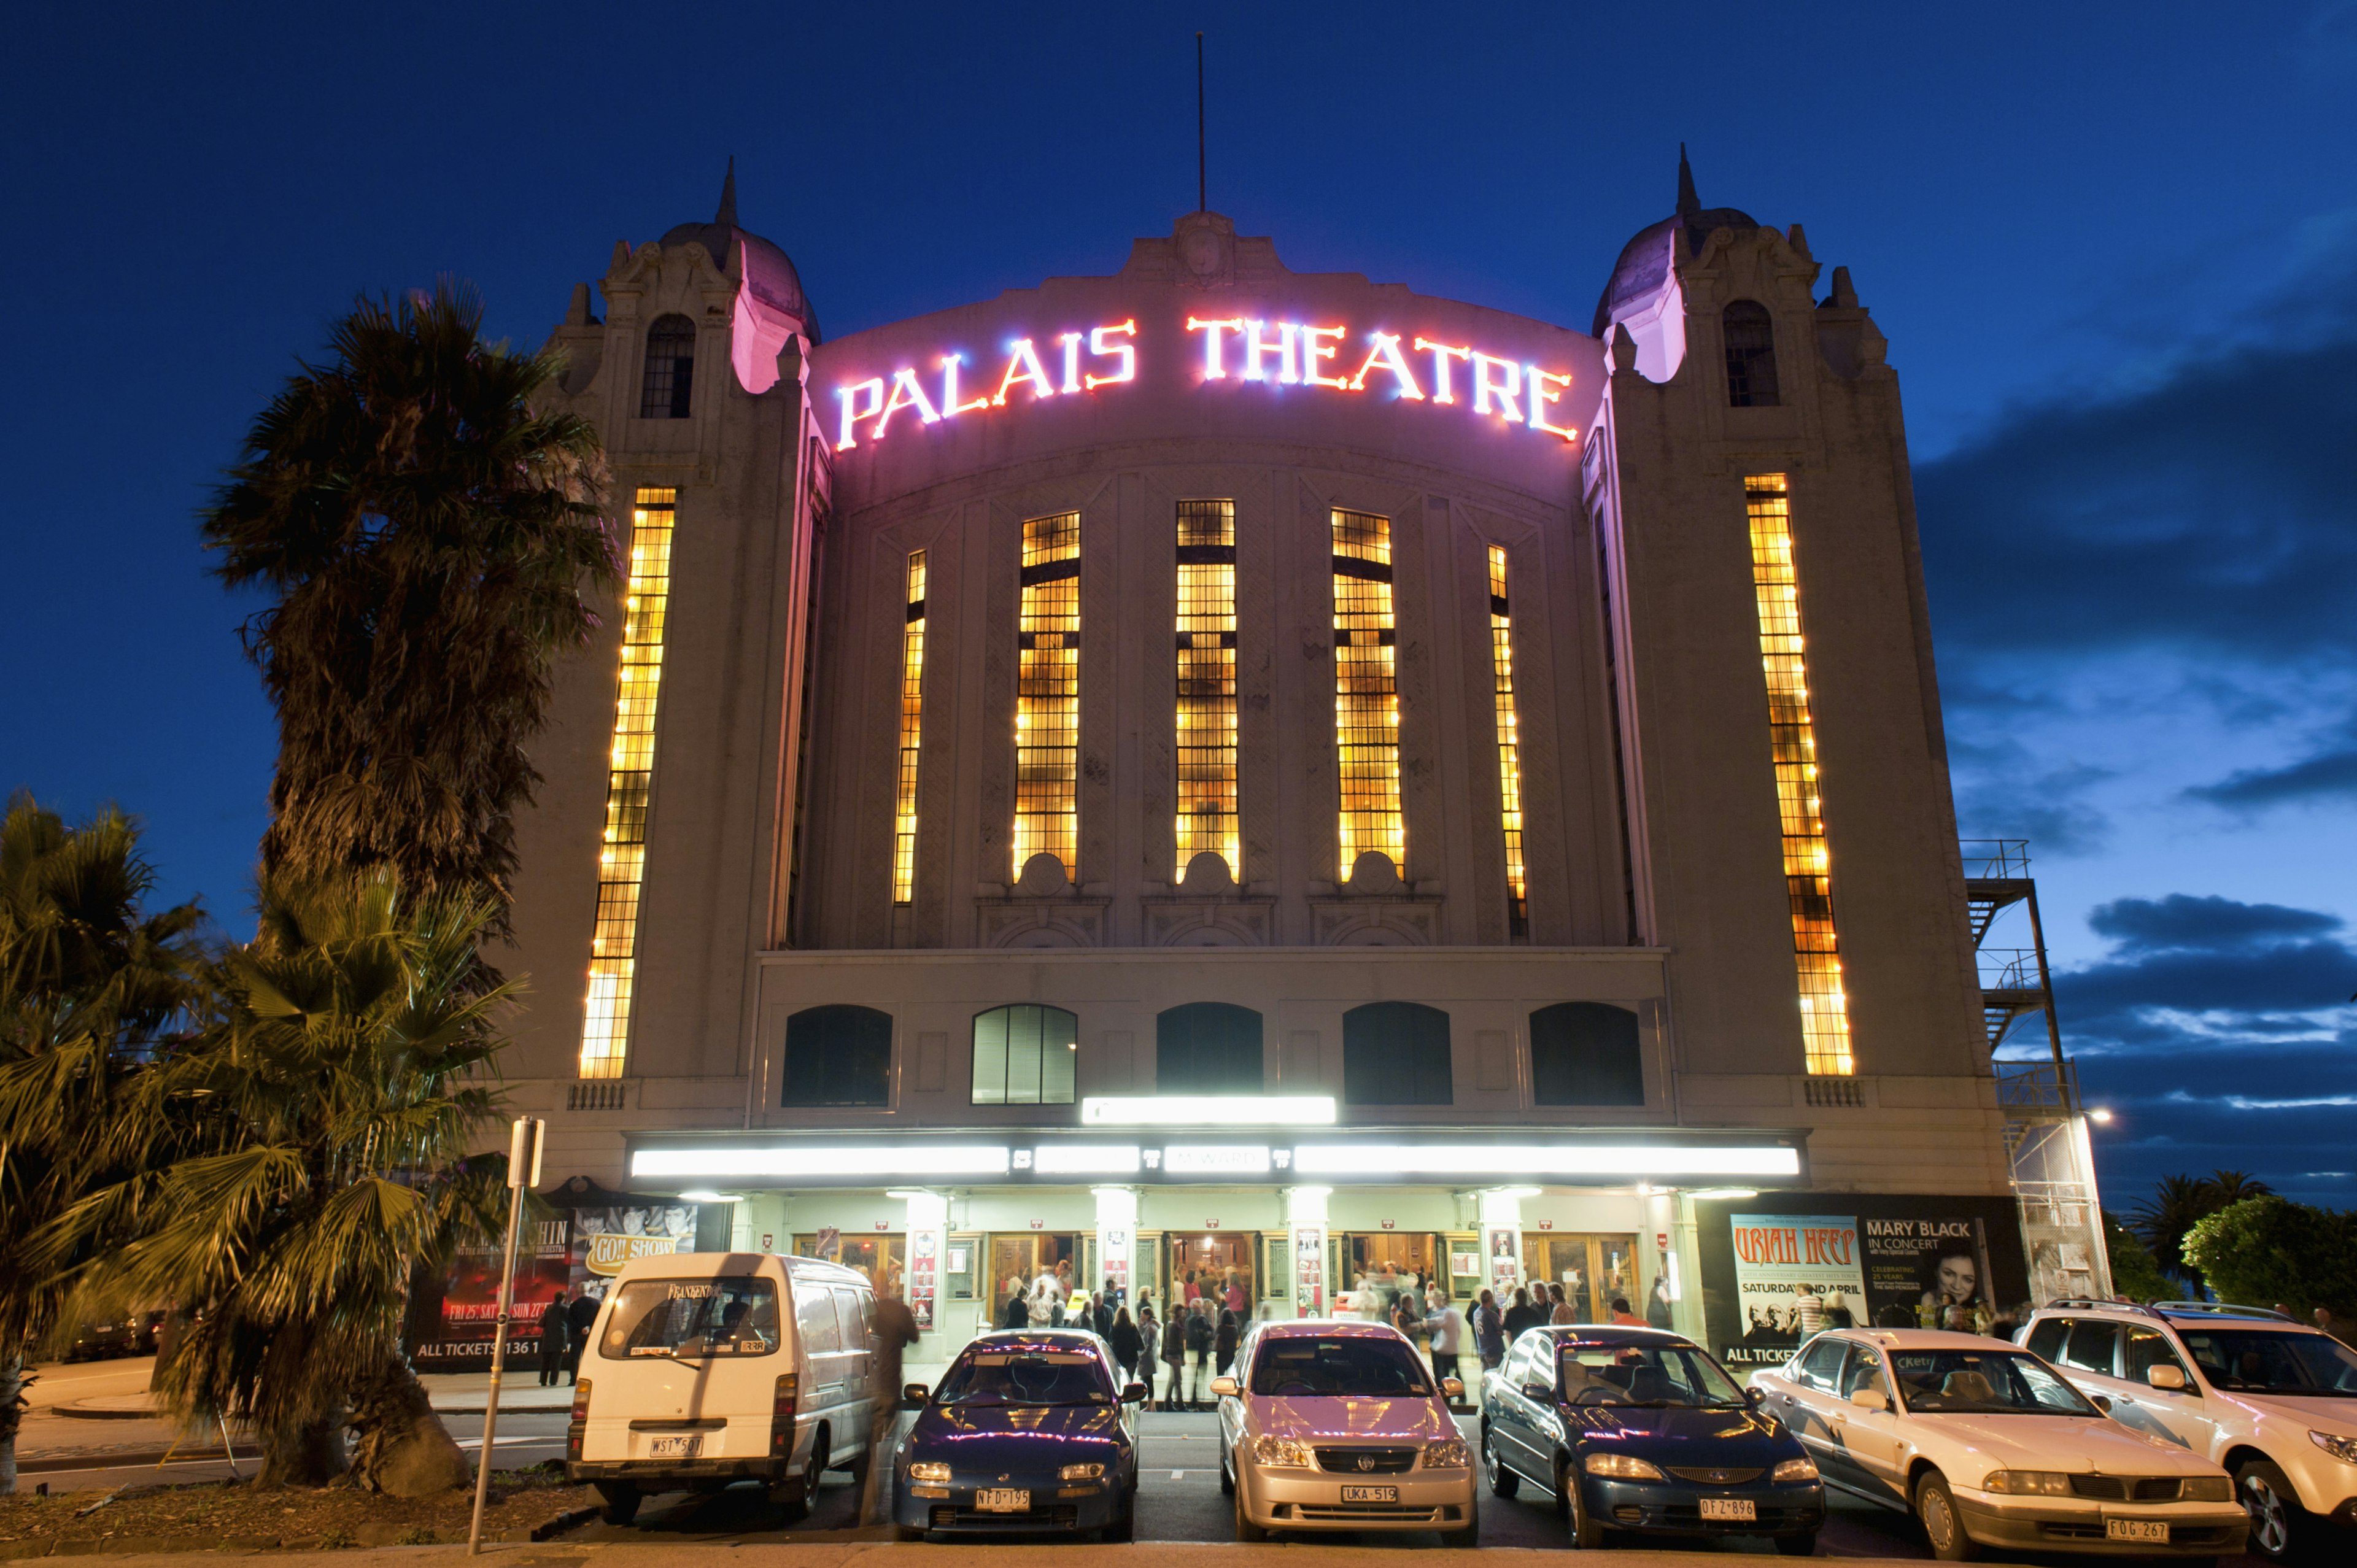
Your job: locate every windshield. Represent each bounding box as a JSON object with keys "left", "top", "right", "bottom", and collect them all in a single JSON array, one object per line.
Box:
[
  {"left": 600, "top": 1278, "right": 779, "bottom": 1359},
  {"left": 1887, "top": 1349, "right": 2096, "bottom": 1415},
  {"left": 1559, "top": 1343, "right": 1749, "bottom": 1407},
  {"left": 934, "top": 1349, "right": 1113, "bottom": 1407},
  {"left": 2178, "top": 1330, "right": 2357, "bottom": 1397},
  {"left": 1250, "top": 1335, "right": 1432, "bottom": 1397}
]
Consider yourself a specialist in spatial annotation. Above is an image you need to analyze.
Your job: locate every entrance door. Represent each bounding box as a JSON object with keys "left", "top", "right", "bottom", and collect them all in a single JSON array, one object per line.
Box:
[
  {"left": 1166, "top": 1232, "right": 1257, "bottom": 1310},
  {"left": 795, "top": 1231, "right": 904, "bottom": 1292},
  {"left": 1339, "top": 1232, "right": 1439, "bottom": 1316},
  {"left": 1522, "top": 1233, "right": 1639, "bottom": 1323},
  {"left": 986, "top": 1232, "right": 1082, "bottom": 1321}
]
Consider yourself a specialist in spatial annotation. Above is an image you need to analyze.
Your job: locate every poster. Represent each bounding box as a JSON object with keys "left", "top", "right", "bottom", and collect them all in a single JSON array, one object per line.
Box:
[
  {"left": 908, "top": 1230, "right": 938, "bottom": 1331},
  {"left": 1694, "top": 1193, "right": 2027, "bottom": 1365},
  {"left": 1487, "top": 1227, "right": 1520, "bottom": 1298},
  {"left": 1293, "top": 1229, "right": 1325, "bottom": 1316}
]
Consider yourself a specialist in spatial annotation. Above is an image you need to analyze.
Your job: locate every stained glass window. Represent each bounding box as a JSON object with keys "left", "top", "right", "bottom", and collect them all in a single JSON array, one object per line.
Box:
[
  {"left": 893, "top": 551, "right": 927, "bottom": 904},
  {"left": 1488, "top": 546, "right": 1527, "bottom": 935},
  {"left": 1332, "top": 509, "right": 1403, "bottom": 881},
  {"left": 1175, "top": 500, "right": 1239, "bottom": 881},
  {"left": 1014, "top": 512, "right": 1081, "bottom": 880}
]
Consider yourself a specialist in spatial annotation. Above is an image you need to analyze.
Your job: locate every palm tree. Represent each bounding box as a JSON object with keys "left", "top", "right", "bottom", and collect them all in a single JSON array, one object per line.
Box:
[
  {"left": 0, "top": 795, "right": 203, "bottom": 1496},
  {"left": 2206, "top": 1169, "right": 2273, "bottom": 1205},
  {"left": 52, "top": 872, "right": 516, "bottom": 1491},
  {"left": 2130, "top": 1174, "right": 2221, "bottom": 1295},
  {"left": 201, "top": 281, "right": 617, "bottom": 935}
]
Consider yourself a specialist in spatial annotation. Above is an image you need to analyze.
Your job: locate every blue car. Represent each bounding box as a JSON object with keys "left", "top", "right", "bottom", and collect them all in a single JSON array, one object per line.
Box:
[
  {"left": 894, "top": 1329, "right": 1145, "bottom": 1540},
  {"left": 1481, "top": 1326, "right": 1826, "bottom": 1554}
]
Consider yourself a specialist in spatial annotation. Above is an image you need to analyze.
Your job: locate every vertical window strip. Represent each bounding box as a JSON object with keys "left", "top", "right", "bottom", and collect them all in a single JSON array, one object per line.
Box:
[
  {"left": 579, "top": 486, "right": 677, "bottom": 1080},
  {"left": 1013, "top": 512, "right": 1080, "bottom": 880},
  {"left": 892, "top": 551, "right": 927, "bottom": 904},
  {"left": 1745, "top": 474, "right": 1854, "bottom": 1076},
  {"left": 1175, "top": 500, "right": 1239, "bottom": 881},
  {"left": 1332, "top": 509, "right": 1403, "bottom": 881},
  {"left": 1487, "top": 546, "right": 1528, "bottom": 935}
]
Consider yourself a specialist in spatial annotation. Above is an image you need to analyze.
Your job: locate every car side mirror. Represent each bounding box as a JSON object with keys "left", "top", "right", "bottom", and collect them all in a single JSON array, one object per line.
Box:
[
  {"left": 1745, "top": 1386, "right": 1766, "bottom": 1407},
  {"left": 1523, "top": 1381, "right": 1550, "bottom": 1402},
  {"left": 1442, "top": 1377, "right": 1465, "bottom": 1400},
  {"left": 1120, "top": 1381, "right": 1148, "bottom": 1405},
  {"left": 2090, "top": 1394, "right": 2114, "bottom": 1414},
  {"left": 1847, "top": 1388, "right": 1887, "bottom": 1412},
  {"left": 1210, "top": 1376, "right": 1239, "bottom": 1398},
  {"left": 2145, "top": 1364, "right": 2188, "bottom": 1391},
  {"left": 901, "top": 1382, "right": 929, "bottom": 1410}
]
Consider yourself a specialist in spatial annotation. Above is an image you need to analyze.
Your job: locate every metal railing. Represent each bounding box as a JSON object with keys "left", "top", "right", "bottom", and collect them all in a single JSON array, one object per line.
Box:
[
  {"left": 1977, "top": 948, "right": 2045, "bottom": 989},
  {"left": 1995, "top": 1059, "right": 2078, "bottom": 1116},
  {"left": 1960, "top": 838, "right": 2030, "bottom": 879}
]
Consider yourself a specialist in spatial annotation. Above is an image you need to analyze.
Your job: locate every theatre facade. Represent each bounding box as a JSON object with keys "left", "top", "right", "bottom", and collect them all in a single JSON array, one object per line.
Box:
[{"left": 468, "top": 161, "right": 2074, "bottom": 1373}]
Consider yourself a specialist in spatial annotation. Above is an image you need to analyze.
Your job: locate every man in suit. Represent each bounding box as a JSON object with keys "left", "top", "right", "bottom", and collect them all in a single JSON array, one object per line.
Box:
[
  {"left": 565, "top": 1285, "right": 602, "bottom": 1383},
  {"left": 537, "top": 1290, "right": 573, "bottom": 1386}
]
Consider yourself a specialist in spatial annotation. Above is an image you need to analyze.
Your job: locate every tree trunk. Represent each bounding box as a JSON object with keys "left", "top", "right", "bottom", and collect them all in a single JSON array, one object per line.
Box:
[
  {"left": 347, "top": 1347, "right": 469, "bottom": 1496},
  {"left": 256, "top": 1415, "right": 347, "bottom": 1489},
  {"left": 0, "top": 1350, "right": 24, "bottom": 1497}
]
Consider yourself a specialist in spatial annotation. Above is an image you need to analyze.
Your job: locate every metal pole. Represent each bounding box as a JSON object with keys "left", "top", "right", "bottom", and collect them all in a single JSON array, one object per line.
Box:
[
  {"left": 1196, "top": 32, "right": 1206, "bottom": 212},
  {"left": 469, "top": 1116, "right": 543, "bottom": 1555}
]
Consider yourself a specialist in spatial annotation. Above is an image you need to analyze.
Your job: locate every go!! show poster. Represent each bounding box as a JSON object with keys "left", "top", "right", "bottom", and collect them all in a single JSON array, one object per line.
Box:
[{"left": 1693, "top": 1192, "right": 2028, "bottom": 1365}]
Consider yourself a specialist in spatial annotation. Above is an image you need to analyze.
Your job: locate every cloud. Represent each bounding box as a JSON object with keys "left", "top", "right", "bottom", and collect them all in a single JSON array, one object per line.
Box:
[
  {"left": 1954, "top": 757, "right": 2112, "bottom": 855},
  {"left": 2086, "top": 892, "right": 2342, "bottom": 951},
  {"left": 2188, "top": 740, "right": 2357, "bottom": 809}
]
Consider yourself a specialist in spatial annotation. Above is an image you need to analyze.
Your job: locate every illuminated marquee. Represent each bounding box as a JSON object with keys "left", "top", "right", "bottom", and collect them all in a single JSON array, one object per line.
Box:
[{"left": 834, "top": 314, "right": 1577, "bottom": 449}]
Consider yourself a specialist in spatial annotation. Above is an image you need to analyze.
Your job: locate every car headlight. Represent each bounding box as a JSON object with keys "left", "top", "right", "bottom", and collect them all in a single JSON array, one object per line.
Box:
[
  {"left": 1423, "top": 1439, "right": 1470, "bottom": 1469},
  {"left": 1059, "top": 1462, "right": 1105, "bottom": 1481},
  {"left": 1252, "top": 1435, "right": 1315, "bottom": 1468},
  {"left": 2312, "top": 1430, "right": 2357, "bottom": 1465},
  {"left": 1982, "top": 1470, "right": 2072, "bottom": 1496},
  {"left": 907, "top": 1460, "right": 952, "bottom": 1482},
  {"left": 2182, "top": 1475, "right": 2234, "bottom": 1501},
  {"left": 1772, "top": 1456, "right": 1819, "bottom": 1483},
  {"left": 1583, "top": 1452, "right": 1667, "bottom": 1481}
]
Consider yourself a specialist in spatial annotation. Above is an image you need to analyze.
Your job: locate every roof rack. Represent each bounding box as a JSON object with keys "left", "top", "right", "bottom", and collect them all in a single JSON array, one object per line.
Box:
[
  {"left": 2150, "top": 1300, "right": 2296, "bottom": 1322},
  {"left": 2041, "top": 1299, "right": 2163, "bottom": 1318}
]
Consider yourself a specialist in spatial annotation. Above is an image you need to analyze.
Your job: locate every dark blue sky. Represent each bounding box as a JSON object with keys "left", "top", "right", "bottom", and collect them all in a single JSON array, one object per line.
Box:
[{"left": 4, "top": 1, "right": 2353, "bottom": 1208}]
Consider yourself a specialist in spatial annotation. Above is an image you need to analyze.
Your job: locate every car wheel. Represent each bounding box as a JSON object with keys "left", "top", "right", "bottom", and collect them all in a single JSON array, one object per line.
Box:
[
  {"left": 593, "top": 1481, "right": 641, "bottom": 1526},
  {"left": 1559, "top": 1457, "right": 1604, "bottom": 1550},
  {"left": 2236, "top": 1458, "right": 2310, "bottom": 1562},
  {"left": 1483, "top": 1426, "right": 1519, "bottom": 1499},
  {"left": 1218, "top": 1444, "right": 1236, "bottom": 1496},
  {"left": 1774, "top": 1528, "right": 1819, "bottom": 1556},
  {"left": 1233, "top": 1480, "right": 1268, "bottom": 1543},
  {"left": 1442, "top": 1515, "right": 1479, "bottom": 1548},
  {"left": 773, "top": 1429, "right": 822, "bottom": 1523},
  {"left": 1105, "top": 1499, "right": 1136, "bottom": 1543},
  {"left": 1914, "top": 1469, "right": 1979, "bottom": 1562}
]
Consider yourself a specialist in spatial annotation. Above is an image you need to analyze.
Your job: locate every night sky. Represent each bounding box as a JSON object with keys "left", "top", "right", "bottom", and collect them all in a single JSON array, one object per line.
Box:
[{"left": 5, "top": 2, "right": 2353, "bottom": 1208}]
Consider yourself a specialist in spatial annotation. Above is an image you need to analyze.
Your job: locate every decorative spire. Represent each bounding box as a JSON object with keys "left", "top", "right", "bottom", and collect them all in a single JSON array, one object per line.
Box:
[
  {"left": 716, "top": 155, "right": 738, "bottom": 228},
  {"left": 1676, "top": 142, "right": 1700, "bottom": 219}
]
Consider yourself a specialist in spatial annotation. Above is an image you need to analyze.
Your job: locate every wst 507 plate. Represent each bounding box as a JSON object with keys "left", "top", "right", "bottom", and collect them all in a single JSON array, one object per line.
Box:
[
  {"left": 1700, "top": 1497, "right": 1757, "bottom": 1521},
  {"left": 1341, "top": 1484, "right": 1399, "bottom": 1502},
  {"left": 2105, "top": 1518, "right": 2168, "bottom": 1543},
  {"left": 648, "top": 1435, "right": 702, "bottom": 1459},
  {"left": 975, "top": 1488, "right": 1030, "bottom": 1512}
]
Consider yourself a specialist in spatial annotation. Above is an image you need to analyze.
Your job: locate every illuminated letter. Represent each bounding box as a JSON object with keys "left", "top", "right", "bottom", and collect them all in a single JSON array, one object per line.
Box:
[
  {"left": 835, "top": 376, "right": 885, "bottom": 449},
  {"left": 1187, "top": 315, "right": 1244, "bottom": 379},
  {"left": 1471, "top": 352, "right": 1523, "bottom": 422},
  {"left": 994, "top": 338, "right": 1056, "bottom": 404},
  {"left": 1526, "top": 364, "right": 1577, "bottom": 440},
  {"left": 1349, "top": 332, "right": 1424, "bottom": 399},
  {"left": 1085, "top": 320, "right": 1137, "bottom": 388},
  {"left": 940, "top": 354, "right": 989, "bottom": 416},
  {"left": 1059, "top": 331, "right": 1083, "bottom": 394},
  {"left": 1243, "top": 320, "right": 1299, "bottom": 384},
  {"left": 1301, "top": 325, "right": 1347, "bottom": 388},
  {"left": 872, "top": 367, "right": 943, "bottom": 439},
  {"left": 1414, "top": 338, "right": 1472, "bottom": 404}
]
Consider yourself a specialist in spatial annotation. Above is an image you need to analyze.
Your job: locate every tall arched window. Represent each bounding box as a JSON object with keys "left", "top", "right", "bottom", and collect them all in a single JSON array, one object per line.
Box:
[
  {"left": 1342, "top": 1002, "right": 1453, "bottom": 1105},
  {"left": 781, "top": 1004, "right": 892, "bottom": 1106},
  {"left": 1156, "top": 1002, "right": 1263, "bottom": 1094},
  {"left": 1722, "top": 300, "right": 1779, "bottom": 407},
  {"left": 640, "top": 314, "right": 697, "bottom": 419},
  {"left": 972, "top": 1004, "right": 1078, "bottom": 1105},
  {"left": 1529, "top": 1002, "right": 1644, "bottom": 1106}
]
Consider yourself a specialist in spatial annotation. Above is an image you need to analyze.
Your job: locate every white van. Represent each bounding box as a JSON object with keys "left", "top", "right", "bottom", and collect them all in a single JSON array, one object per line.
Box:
[{"left": 565, "top": 1251, "right": 879, "bottom": 1524}]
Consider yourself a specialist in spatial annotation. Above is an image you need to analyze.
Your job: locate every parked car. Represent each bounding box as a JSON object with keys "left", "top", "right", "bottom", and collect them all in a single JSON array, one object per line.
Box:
[
  {"left": 1752, "top": 1327, "right": 2245, "bottom": 1561},
  {"left": 64, "top": 1311, "right": 163, "bottom": 1362},
  {"left": 1213, "top": 1319, "right": 1477, "bottom": 1545},
  {"left": 1480, "top": 1324, "right": 1825, "bottom": 1553},
  {"left": 893, "top": 1329, "right": 1144, "bottom": 1540},
  {"left": 565, "top": 1251, "right": 878, "bottom": 1525},
  {"left": 2022, "top": 1299, "right": 2357, "bottom": 1562}
]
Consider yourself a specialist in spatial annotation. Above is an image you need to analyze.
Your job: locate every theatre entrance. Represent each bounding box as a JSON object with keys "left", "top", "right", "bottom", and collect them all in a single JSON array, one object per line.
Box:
[
  {"left": 1165, "top": 1230, "right": 1258, "bottom": 1306},
  {"left": 1523, "top": 1232, "right": 1639, "bottom": 1324},
  {"left": 987, "top": 1232, "right": 1083, "bottom": 1311}
]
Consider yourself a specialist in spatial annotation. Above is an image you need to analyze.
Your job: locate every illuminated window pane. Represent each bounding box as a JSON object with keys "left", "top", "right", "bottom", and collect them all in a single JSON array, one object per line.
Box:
[
  {"left": 893, "top": 551, "right": 927, "bottom": 904},
  {"left": 1745, "top": 474, "right": 1854, "bottom": 1076},
  {"left": 579, "top": 487, "right": 677, "bottom": 1079},
  {"left": 1014, "top": 512, "right": 1080, "bottom": 880},
  {"left": 1332, "top": 509, "right": 1403, "bottom": 881},
  {"left": 972, "top": 1004, "right": 1079, "bottom": 1106},
  {"left": 1487, "top": 546, "right": 1527, "bottom": 936},
  {"left": 1175, "top": 500, "right": 1239, "bottom": 881}
]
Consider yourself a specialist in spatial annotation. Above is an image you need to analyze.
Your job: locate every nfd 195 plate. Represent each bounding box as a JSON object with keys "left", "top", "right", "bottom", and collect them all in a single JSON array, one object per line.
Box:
[{"left": 975, "top": 1488, "right": 1031, "bottom": 1512}]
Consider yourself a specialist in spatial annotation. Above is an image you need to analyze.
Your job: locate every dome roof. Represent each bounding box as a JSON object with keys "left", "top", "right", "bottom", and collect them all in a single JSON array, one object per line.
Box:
[
  {"left": 661, "top": 162, "right": 821, "bottom": 344},
  {"left": 1591, "top": 147, "right": 1755, "bottom": 337}
]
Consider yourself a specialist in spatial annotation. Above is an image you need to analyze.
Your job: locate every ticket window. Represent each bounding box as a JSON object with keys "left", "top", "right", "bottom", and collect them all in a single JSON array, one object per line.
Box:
[
  {"left": 795, "top": 1232, "right": 904, "bottom": 1292},
  {"left": 1166, "top": 1232, "right": 1257, "bottom": 1306},
  {"left": 945, "top": 1233, "right": 983, "bottom": 1301},
  {"left": 1522, "top": 1232, "right": 1639, "bottom": 1323},
  {"left": 987, "top": 1232, "right": 1082, "bottom": 1311},
  {"left": 1444, "top": 1232, "right": 1484, "bottom": 1301}
]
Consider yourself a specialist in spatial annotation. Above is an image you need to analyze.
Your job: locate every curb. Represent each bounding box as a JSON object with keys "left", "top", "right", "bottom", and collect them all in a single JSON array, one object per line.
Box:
[
  {"left": 48, "top": 1410, "right": 155, "bottom": 1425},
  {"left": 15, "top": 1453, "right": 236, "bottom": 1477}
]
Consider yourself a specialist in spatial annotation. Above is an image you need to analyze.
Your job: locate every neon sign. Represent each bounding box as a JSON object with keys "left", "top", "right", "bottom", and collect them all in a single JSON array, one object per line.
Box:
[{"left": 833, "top": 314, "right": 1576, "bottom": 449}]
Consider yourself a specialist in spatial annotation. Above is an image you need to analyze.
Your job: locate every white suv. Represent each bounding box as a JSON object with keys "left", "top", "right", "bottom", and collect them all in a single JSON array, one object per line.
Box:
[{"left": 2021, "top": 1301, "right": 2357, "bottom": 1562}]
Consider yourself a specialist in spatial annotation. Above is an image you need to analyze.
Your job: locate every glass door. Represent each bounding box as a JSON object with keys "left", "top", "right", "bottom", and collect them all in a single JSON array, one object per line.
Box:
[{"left": 1522, "top": 1232, "right": 1639, "bottom": 1323}]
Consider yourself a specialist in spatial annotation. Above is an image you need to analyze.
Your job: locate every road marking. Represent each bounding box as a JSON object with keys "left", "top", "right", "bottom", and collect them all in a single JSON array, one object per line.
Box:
[{"left": 1172, "top": 1470, "right": 1184, "bottom": 1479}]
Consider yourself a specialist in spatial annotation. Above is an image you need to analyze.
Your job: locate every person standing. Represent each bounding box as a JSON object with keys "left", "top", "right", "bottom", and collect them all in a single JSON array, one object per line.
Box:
[
  {"left": 860, "top": 1283, "right": 921, "bottom": 1525},
  {"left": 537, "top": 1290, "right": 571, "bottom": 1387},
  {"left": 1159, "top": 1302, "right": 1187, "bottom": 1409},
  {"left": 1002, "top": 1277, "right": 1029, "bottom": 1329},
  {"left": 1185, "top": 1299, "right": 1213, "bottom": 1405},
  {"left": 1794, "top": 1283, "right": 1824, "bottom": 1337},
  {"left": 1028, "top": 1270, "right": 1058, "bottom": 1327},
  {"left": 1646, "top": 1275, "right": 1674, "bottom": 1330},
  {"left": 1224, "top": 1272, "right": 1246, "bottom": 1317},
  {"left": 565, "top": 1284, "right": 601, "bottom": 1383},
  {"left": 1472, "top": 1289, "right": 1506, "bottom": 1372},
  {"left": 1608, "top": 1296, "right": 1643, "bottom": 1327},
  {"left": 1109, "top": 1307, "right": 1142, "bottom": 1388},
  {"left": 1501, "top": 1286, "right": 1540, "bottom": 1342},
  {"left": 1425, "top": 1289, "right": 1465, "bottom": 1389},
  {"left": 1135, "top": 1306, "right": 1159, "bottom": 1396},
  {"left": 1550, "top": 1283, "right": 1578, "bottom": 1326}
]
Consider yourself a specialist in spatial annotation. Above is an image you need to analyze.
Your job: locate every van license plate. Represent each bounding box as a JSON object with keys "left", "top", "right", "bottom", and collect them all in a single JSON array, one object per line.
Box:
[
  {"left": 1341, "top": 1485, "right": 1398, "bottom": 1503},
  {"left": 1700, "top": 1498, "right": 1756, "bottom": 1521},
  {"left": 2106, "top": 1519, "right": 2168, "bottom": 1543},
  {"left": 649, "top": 1435, "right": 702, "bottom": 1459},
  {"left": 977, "top": 1489, "right": 1029, "bottom": 1512}
]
